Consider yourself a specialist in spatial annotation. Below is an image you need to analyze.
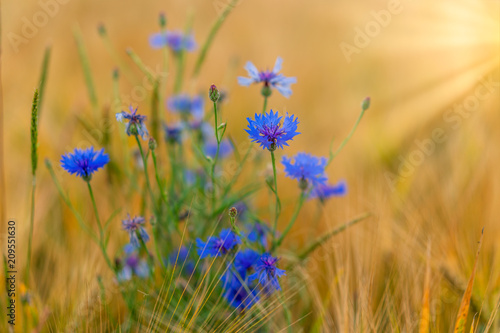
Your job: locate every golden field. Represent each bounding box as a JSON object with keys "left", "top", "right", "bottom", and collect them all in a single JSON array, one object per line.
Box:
[{"left": 1, "top": 0, "right": 499, "bottom": 331}]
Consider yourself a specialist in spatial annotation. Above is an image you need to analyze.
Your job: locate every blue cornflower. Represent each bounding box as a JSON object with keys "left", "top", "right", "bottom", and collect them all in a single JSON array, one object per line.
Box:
[
  {"left": 60, "top": 147, "right": 109, "bottom": 181},
  {"left": 116, "top": 106, "right": 149, "bottom": 140},
  {"left": 163, "top": 122, "right": 184, "bottom": 144},
  {"left": 282, "top": 153, "right": 328, "bottom": 189},
  {"left": 204, "top": 139, "right": 233, "bottom": 159},
  {"left": 117, "top": 252, "right": 149, "bottom": 282},
  {"left": 246, "top": 222, "right": 270, "bottom": 248},
  {"left": 309, "top": 180, "right": 347, "bottom": 201},
  {"left": 149, "top": 30, "right": 197, "bottom": 52},
  {"left": 249, "top": 253, "right": 286, "bottom": 294},
  {"left": 196, "top": 229, "right": 241, "bottom": 258},
  {"left": 222, "top": 270, "right": 260, "bottom": 310},
  {"left": 234, "top": 249, "right": 260, "bottom": 275},
  {"left": 238, "top": 57, "right": 296, "bottom": 98},
  {"left": 245, "top": 110, "right": 299, "bottom": 151},
  {"left": 167, "top": 94, "right": 204, "bottom": 118},
  {"left": 121, "top": 214, "right": 149, "bottom": 249},
  {"left": 168, "top": 246, "right": 195, "bottom": 275}
]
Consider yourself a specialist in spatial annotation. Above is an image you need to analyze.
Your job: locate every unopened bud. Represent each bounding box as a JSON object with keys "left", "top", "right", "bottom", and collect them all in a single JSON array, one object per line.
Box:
[
  {"left": 159, "top": 12, "right": 167, "bottom": 28},
  {"left": 229, "top": 207, "right": 238, "bottom": 219},
  {"left": 148, "top": 137, "right": 157, "bottom": 150},
  {"left": 209, "top": 84, "right": 220, "bottom": 102},
  {"left": 97, "top": 23, "right": 106, "bottom": 36},
  {"left": 361, "top": 97, "right": 371, "bottom": 111}
]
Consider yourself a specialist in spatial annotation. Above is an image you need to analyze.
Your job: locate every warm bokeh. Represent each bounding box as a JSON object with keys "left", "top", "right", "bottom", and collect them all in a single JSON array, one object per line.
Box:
[{"left": 1, "top": 0, "right": 499, "bottom": 331}]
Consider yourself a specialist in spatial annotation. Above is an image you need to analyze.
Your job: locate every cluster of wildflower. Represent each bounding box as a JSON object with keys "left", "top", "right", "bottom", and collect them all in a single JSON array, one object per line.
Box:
[
  {"left": 55, "top": 16, "right": 355, "bottom": 319},
  {"left": 196, "top": 210, "right": 285, "bottom": 310}
]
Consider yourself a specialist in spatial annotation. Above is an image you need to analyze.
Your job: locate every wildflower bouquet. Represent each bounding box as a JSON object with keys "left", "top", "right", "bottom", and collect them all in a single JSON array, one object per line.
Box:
[{"left": 24, "top": 6, "right": 370, "bottom": 332}]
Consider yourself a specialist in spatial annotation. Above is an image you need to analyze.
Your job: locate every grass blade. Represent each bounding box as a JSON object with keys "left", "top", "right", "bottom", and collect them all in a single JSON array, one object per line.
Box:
[
  {"left": 37, "top": 45, "right": 51, "bottom": 119},
  {"left": 298, "top": 213, "right": 370, "bottom": 261},
  {"left": 192, "top": 0, "right": 240, "bottom": 77},
  {"left": 74, "top": 26, "right": 99, "bottom": 116},
  {"left": 419, "top": 241, "right": 431, "bottom": 333},
  {"left": 453, "top": 228, "right": 484, "bottom": 333}
]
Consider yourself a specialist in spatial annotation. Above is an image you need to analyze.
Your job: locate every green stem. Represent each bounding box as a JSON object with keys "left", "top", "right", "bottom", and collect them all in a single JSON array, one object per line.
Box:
[
  {"left": 262, "top": 95, "right": 268, "bottom": 114},
  {"left": 211, "top": 101, "right": 222, "bottom": 215},
  {"left": 192, "top": 0, "right": 241, "bottom": 77},
  {"left": 327, "top": 105, "right": 367, "bottom": 167},
  {"left": 272, "top": 192, "right": 305, "bottom": 252},
  {"left": 151, "top": 150, "right": 168, "bottom": 206},
  {"left": 86, "top": 181, "right": 114, "bottom": 271},
  {"left": 87, "top": 181, "right": 104, "bottom": 242},
  {"left": 73, "top": 27, "right": 98, "bottom": 117},
  {"left": 25, "top": 179, "right": 35, "bottom": 285},
  {"left": 135, "top": 135, "right": 157, "bottom": 212},
  {"left": 270, "top": 150, "right": 281, "bottom": 241},
  {"left": 213, "top": 101, "right": 220, "bottom": 144},
  {"left": 173, "top": 51, "right": 184, "bottom": 94}
]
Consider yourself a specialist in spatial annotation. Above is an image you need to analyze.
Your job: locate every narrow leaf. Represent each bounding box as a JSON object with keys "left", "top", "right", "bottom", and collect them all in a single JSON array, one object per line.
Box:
[{"left": 453, "top": 228, "right": 484, "bottom": 333}]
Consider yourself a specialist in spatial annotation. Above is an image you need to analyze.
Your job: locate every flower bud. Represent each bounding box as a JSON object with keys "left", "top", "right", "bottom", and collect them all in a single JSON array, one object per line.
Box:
[
  {"left": 209, "top": 84, "right": 220, "bottom": 102},
  {"left": 148, "top": 137, "right": 157, "bottom": 151},
  {"left": 361, "top": 97, "right": 371, "bottom": 111},
  {"left": 229, "top": 207, "right": 238, "bottom": 219},
  {"left": 159, "top": 12, "right": 167, "bottom": 28},
  {"left": 97, "top": 23, "right": 106, "bottom": 36}
]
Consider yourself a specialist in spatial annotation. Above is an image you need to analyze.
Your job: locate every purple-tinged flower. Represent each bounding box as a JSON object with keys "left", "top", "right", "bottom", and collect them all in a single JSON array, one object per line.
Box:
[
  {"left": 249, "top": 253, "right": 286, "bottom": 294},
  {"left": 238, "top": 57, "right": 296, "bottom": 98},
  {"left": 234, "top": 249, "right": 260, "bottom": 276},
  {"left": 168, "top": 246, "right": 195, "bottom": 275},
  {"left": 246, "top": 222, "right": 270, "bottom": 248},
  {"left": 309, "top": 180, "right": 347, "bottom": 201},
  {"left": 282, "top": 153, "right": 328, "bottom": 189},
  {"left": 149, "top": 30, "right": 197, "bottom": 52},
  {"left": 116, "top": 106, "right": 149, "bottom": 140},
  {"left": 167, "top": 94, "right": 204, "bottom": 118},
  {"left": 163, "top": 122, "right": 184, "bottom": 144},
  {"left": 245, "top": 110, "right": 299, "bottom": 151},
  {"left": 117, "top": 252, "right": 149, "bottom": 282},
  {"left": 222, "top": 271, "right": 260, "bottom": 310},
  {"left": 196, "top": 229, "right": 241, "bottom": 258},
  {"left": 60, "top": 147, "right": 109, "bottom": 181},
  {"left": 204, "top": 139, "right": 233, "bottom": 159},
  {"left": 121, "top": 214, "right": 149, "bottom": 249}
]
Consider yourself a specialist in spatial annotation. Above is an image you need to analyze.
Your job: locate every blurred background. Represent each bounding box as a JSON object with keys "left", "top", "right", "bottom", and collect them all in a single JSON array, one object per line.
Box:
[{"left": 1, "top": 0, "right": 500, "bottom": 331}]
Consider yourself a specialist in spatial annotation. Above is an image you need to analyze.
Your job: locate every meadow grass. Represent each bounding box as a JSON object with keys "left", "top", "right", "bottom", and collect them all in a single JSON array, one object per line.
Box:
[{"left": 1, "top": 1, "right": 499, "bottom": 332}]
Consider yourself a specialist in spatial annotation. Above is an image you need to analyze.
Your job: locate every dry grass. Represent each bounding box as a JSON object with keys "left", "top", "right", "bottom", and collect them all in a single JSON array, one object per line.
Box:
[{"left": 1, "top": 0, "right": 499, "bottom": 331}]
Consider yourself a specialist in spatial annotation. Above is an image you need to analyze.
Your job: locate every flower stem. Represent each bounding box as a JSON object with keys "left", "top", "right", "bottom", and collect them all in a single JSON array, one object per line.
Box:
[
  {"left": 327, "top": 101, "right": 368, "bottom": 167},
  {"left": 151, "top": 150, "right": 168, "bottom": 206},
  {"left": 173, "top": 51, "right": 184, "bottom": 94},
  {"left": 270, "top": 150, "right": 281, "bottom": 241},
  {"left": 135, "top": 135, "right": 157, "bottom": 213},
  {"left": 262, "top": 95, "right": 268, "bottom": 114},
  {"left": 86, "top": 181, "right": 114, "bottom": 271},
  {"left": 213, "top": 101, "right": 220, "bottom": 144},
  {"left": 272, "top": 192, "right": 305, "bottom": 252}
]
